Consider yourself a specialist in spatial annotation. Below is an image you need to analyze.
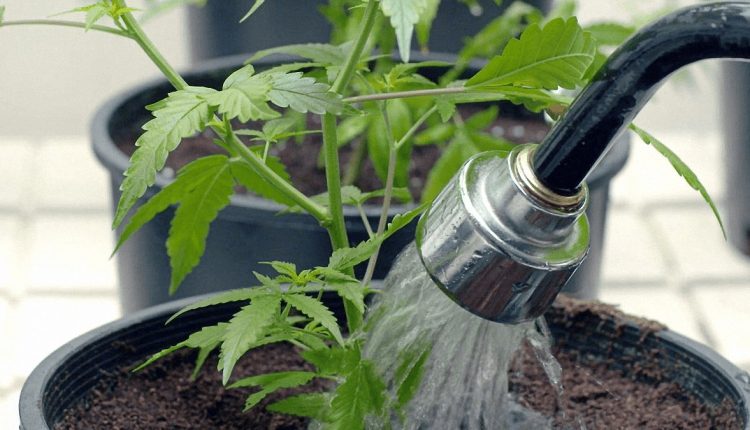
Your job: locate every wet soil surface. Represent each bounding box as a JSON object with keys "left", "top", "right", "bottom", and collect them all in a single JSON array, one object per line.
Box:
[{"left": 56, "top": 299, "right": 742, "bottom": 430}]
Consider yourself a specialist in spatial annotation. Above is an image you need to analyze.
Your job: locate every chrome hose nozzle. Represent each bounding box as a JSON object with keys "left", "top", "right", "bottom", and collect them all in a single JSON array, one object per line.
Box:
[{"left": 416, "top": 145, "right": 590, "bottom": 323}]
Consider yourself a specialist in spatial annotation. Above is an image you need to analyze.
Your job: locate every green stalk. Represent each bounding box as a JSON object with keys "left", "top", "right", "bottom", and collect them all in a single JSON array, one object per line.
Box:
[
  {"left": 320, "top": 0, "right": 380, "bottom": 334},
  {"left": 0, "top": 19, "right": 133, "bottom": 38},
  {"left": 361, "top": 106, "right": 437, "bottom": 285},
  {"left": 344, "top": 86, "right": 466, "bottom": 104},
  {"left": 118, "top": 9, "right": 329, "bottom": 223}
]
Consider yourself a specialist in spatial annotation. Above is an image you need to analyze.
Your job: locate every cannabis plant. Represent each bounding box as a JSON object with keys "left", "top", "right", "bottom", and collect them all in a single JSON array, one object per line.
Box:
[{"left": 0, "top": 0, "right": 722, "bottom": 427}]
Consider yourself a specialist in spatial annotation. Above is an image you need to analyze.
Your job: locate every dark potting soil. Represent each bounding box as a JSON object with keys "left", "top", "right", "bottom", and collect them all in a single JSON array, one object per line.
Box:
[
  {"left": 112, "top": 106, "right": 548, "bottom": 202},
  {"left": 54, "top": 343, "right": 329, "bottom": 430},
  {"left": 56, "top": 299, "right": 741, "bottom": 430}
]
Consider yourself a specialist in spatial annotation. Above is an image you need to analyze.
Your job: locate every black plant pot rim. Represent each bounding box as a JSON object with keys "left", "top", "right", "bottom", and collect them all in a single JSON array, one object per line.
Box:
[
  {"left": 20, "top": 292, "right": 750, "bottom": 429},
  {"left": 90, "top": 52, "right": 629, "bottom": 226}
]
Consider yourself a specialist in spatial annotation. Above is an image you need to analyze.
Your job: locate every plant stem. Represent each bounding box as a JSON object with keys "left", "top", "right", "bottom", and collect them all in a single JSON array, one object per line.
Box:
[
  {"left": 344, "top": 86, "right": 466, "bottom": 104},
  {"left": 357, "top": 205, "right": 375, "bottom": 238},
  {"left": 319, "top": 0, "right": 380, "bottom": 334},
  {"left": 120, "top": 11, "right": 187, "bottom": 89},
  {"left": 118, "top": 8, "right": 329, "bottom": 223},
  {"left": 361, "top": 106, "right": 438, "bottom": 285},
  {"left": 0, "top": 19, "right": 133, "bottom": 38}
]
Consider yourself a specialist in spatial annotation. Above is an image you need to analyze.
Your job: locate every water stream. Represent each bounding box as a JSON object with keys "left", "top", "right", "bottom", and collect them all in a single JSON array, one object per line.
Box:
[{"left": 362, "top": 244, "right": 581, "bottom": 429}]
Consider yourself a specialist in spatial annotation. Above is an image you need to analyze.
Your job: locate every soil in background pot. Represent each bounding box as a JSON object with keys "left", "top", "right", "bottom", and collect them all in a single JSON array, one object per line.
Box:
[{"left": 55, "top": 299, "right": 741, "bottom": 430}]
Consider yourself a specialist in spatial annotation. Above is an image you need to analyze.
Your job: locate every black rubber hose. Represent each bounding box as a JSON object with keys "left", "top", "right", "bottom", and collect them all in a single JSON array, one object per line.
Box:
[{"left": 533, "top": 2, "right": 750, "bottom": 195}]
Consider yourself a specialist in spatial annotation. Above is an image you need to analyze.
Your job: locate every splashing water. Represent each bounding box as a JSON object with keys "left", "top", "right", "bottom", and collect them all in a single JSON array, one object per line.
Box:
[{"left": 363, "top": 244, "right": 573, "bottom": 429}]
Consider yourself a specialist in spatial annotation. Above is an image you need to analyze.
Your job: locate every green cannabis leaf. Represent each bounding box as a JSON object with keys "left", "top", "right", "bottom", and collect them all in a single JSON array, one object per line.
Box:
[
  {"left": 166, "top": 288, "right": 264, "bottom": 324},
  {"left": 114, "top": 154, "right": 228, "bottom": 255},
  {"left": 585, "top": 22, "right": 636, "bottom": 47},
  {"left": 267, "top": 393, "right": 330, "bottom": 420},
  {"left": 240, "top": 0, "right": 265, "bottom": 23},
  {"left": 205, "top": 65, "right": 278, "bottom": 122},
  {"left": 629, "top": 124, "right": 726, "bottom": 238},
  {"left": 268, "top": 72, "right": 344, "bottom": 114},
  {"left": 248, "top": 43, "right": 348, "bottom": 66},
  {"left": 380, "top": 0, "right": 427, "bottom": 63},
  {"left": 113, "top": 87, "right": 216, "bottom": 228},
  {"left": 328, "top": 361, "right": 387, "bottom": 430},
  {"left": 283, "top": 293, "right": 344, "bottom": 346},
  {"left": 135, "top": 322, "right": 227, "bottom": 372},
  {"left": 221, "top": 293, "right": 282, "bottom": 384},
  {"left": 230, "top": 371, "right": 317, "bottom": 410},
  {"left": 229, "top": 155, "right": 296, "bottom": 207},
  {"left": 467, "top": 17, "right": 596, "bottom": 90},
  {"left": 166, "top": 155, "right": 234, "bottom": 292},
  {"left": 327, "top": 203, "right": 428, "bottom": 271},
  {"left": 394, "top": 343, "right": 431, "bottom": 410}
]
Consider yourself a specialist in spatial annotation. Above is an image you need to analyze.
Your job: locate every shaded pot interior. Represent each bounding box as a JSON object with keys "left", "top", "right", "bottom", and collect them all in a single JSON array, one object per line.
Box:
[{"left": 20, "top": 293, "right": 750, "bottom": 429}]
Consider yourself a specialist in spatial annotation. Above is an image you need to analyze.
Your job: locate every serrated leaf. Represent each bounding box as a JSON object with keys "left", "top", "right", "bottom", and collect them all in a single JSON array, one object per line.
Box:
[
  {"left": 231, "top": 371, "right": 316, "bottom": 410},
  {"left": 284, "top": 293, "right": 343, "bottom": 346},
  {"left": 268, "top": 393, "right": 330, "bottom": 420},
  {"left": 467, "top": 17, "right": 596, "bottom": 90},
  {"left": 415, "top": 0, "right": 440, "bottom": 50},
  {"left": 327, "top": 203, "right": 428, "bottom": 271},
  {"left": 328, "top": 361, "right": 386, "bottom": 430},
  {"left": 585, "top": 22, "right": 636, "bottom": 47},
  {"left": 248, "top": 43, "right": 347, "bottom": 66},
  {"left": 84, "top": 2, "right": 109, "bottom": 30},
  {"left": 302, "top": 345, "right": 360, "bottom": 376},
  {"left": 114, "top": 87, "right": 216, "bottom": 228},
  {"left": 221, "top": 294, "right": 282, "bottom": 384},
  {"left": 239, "top": 0, "right": 265, "bottom": 22},
  {"left": 229, "top": 156, "right": 296, "bottom": 207},
  {"left": 114, "top": 155, "right": 230, "bottom": 255},
  {"left": 449, "top": 86, "right": 572, "bottom": 113},
  {"left": 167, "top": 155, "right": 234, "bottom": 292},
  {"left": 134, "top": 322, "right": 227, "bottom": 372},
  {"left": 166, "top": 288, "right": 267, "bottom": 324},
  {"left": 395, "top": 343, "right": 431, "bottom": 410},
  {"left": 421, "top": 134, "right": 478, "bottom": 203},
  {"left": 380, "top": 0, "right": 428, "bottom": 63},
  {"left": 204, "top": 66, "right": 277, "bottom": 122},
  {"left": 268, "top": 73, "right": 343, "bottom": 115},
  {"left": 332, "top": 280, "right": 365, "bottom": 315},
  {"left": 629, "top": 123, "right": 725, "bottom": 238}
]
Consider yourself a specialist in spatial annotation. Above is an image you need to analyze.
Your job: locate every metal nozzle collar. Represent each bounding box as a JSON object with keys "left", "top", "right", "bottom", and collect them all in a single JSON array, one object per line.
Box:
[{"left": 416, "top": 145, "right": 590, "bottom": 323}]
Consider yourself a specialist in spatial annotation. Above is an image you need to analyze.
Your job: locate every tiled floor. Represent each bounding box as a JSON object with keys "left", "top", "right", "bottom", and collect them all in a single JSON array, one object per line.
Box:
[{"left": 1, "top": 130, "right": 749, "bottom": 427}]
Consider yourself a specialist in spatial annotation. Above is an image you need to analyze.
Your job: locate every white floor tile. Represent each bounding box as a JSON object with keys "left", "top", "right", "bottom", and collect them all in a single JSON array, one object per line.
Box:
[
  {"left": 0, "top": 298, "right": 13, "bottom": 390},
  {"left": 0, "top": 389, "right": 20, "bottom": 430},
  {"left": 27, "top": 214, "right": 116, "bottom": 291},
  {"left": 599, "top": 286, "right": 705, "bottom": 343},
  {"left": 33, "top": 137, "right": 111, "bottom": 210},
  {"left": 11, "top": 296, "right": 119, "bottom": 381},
  {"left": 691, "top": 284, "right": 750, "bottom": 367},
  {"left": 0, "top": 138, "right": 35, "bottom": 209},
  {"left": 650, "top": 206, "right": 750, "bottom": 281},
  {"left": 610, "top": 130, "right": 724, "bottom": 207},
  {"left": 0, "top": 216, "right": 22, "bottom": 291},
  {"left": 601, "top": 209, "right": 667, "bottom": 284}
]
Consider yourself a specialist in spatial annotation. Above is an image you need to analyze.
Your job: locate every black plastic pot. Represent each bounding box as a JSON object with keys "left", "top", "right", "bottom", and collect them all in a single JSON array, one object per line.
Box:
[
  {"left": 721, "top": 62, "right": 750, "bottom": 256},
  {"left": 91, "top": 54, "right": 628, "bottom": 313},
  {"left": 20, "top": 294, "right": 750, "bottom": 429},
  {"left": 186, "top": 0, "right": 552, "bottom": 63}
]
